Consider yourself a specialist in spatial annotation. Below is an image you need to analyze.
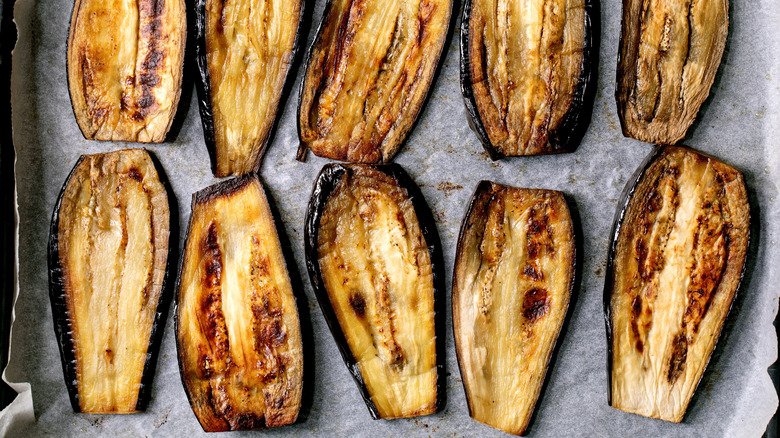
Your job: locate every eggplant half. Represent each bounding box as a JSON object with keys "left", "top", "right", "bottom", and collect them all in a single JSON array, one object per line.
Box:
[
  {"left": 461, "top": 0, "right": 596, "bottom": 159},
  {"left": 616, "top": 0, "right": 727, "bottom": 145},
  {"left": 194, "top": 0, "right": 304, "bottom": 177},
  {"left": 605, "top": 146, "right": 749, "bottom": 422},
  {"left": 48, "top": 149, "right": 171, "bottom": 414},
  {"left": 453, "top": 182, "right": 575, "bottom": 435},
  {"left": 304, "top": 164, "right": 444, "bottom": 419},
  {"left": 67, "top": 0, "right": 186, "bottom": 142},
  {"left": 297, "top": 0, "right": 452, "bottom": 163},
  {"left": 176, "top": 174, "right": 303, "bottom": 431}
]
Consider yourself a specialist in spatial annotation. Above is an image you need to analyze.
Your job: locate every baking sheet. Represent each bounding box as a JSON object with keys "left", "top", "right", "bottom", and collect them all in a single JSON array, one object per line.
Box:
[{"left": 3, "top": 0, "right": 779, "bottom": 435}]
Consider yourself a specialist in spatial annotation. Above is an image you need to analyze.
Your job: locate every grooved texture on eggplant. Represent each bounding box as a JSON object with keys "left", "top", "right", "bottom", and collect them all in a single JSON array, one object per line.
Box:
[
  {"left": 453, "top": 181, "right": 575, "bottom": 435},
  {"left": 298, "top": 0, "right": 452, "bottom": 163},
  {"left": 305, "top": 164, "right": 442, "bottom": 419},
  {"left": 48, "top": 149, "right": 171, "bottom": 414},
  {"left": 176, "top": 175, "right": 303, "bottom": 432},
  {"left": 67, "top": 0, "right": 186, "bottom": 142},
  {"left": 606, "top": 146, "right": 749, "bottom": 423},
  {"left": 616, "top": 0, "right": 727, "bottom": 145},
  {"left": 460, "top": 0, "right": 594, "bottom": 158},
  {"left": 196, "top": 0, "right": 302, "bottom": 176}
]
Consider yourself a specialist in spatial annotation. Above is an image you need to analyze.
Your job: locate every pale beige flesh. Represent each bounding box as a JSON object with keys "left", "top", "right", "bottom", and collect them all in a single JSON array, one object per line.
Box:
[
  {"left": 67, "top": 0, "right": 186, "bottom": 142},
  {"left": 299, "top": 0, "right": 452, "bottom": 163},
  {"left": 57, "top": 149, "right": 169, "bottom": 413},
  {"left": 610, "top": 146, "right": 749, "bottom": 422},
  {"left": 206, "top": 0, "right": 301, "bottom": 176},
  {"left": 177, "top": 176, "right": 303, "bottom": 431},
  {"left": 616, "top": 0, "right": 728, "bottom": 144},
  {"left": 468, "top": 0, "right": 586, "bottom": 155},
  {"left": 453, "top": 182, "right": 575, "bottom": 435},
  {"left": 317, "top": 166, "right": 437, "bottom": 418}
]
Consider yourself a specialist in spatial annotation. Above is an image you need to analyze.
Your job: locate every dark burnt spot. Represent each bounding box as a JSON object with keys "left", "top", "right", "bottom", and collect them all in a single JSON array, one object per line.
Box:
[
  {"left": 202, "top": 222, "right": 223, "bottom": 288},
  {"left": 261, "top": 320, "right": 287, "bottom": 348},
  {"left": 139, "top": 0, "right": 166, "bottom": 19},
  {"left": 522, "top": 288, "right": 549, "bottom": 322},
  {"left": 635, "top": 237, "right": 649, "bottom": 279},
  {"left": 349, "top": 291, "right": 367, "bottom": 318},
  {"left": 522, "top": 263, "right": 544, "bottom": 281},
  {"left": 127, "top": 167, "right": 143, "bottom": 182},
  {"left": 635, "top": 339, "right": 644, "bottom": 353},
  {"left": 141, "top": 49, "right": 164, "bottom": 72},
  {"left": 200, "top": 354, "right": 213, "bottom": 378},
  {"left": 389, "top": 345, "right": 406, "bottom": 369},
  {"left": 667, "top": 333, "right": 688, "bottom": 383}
]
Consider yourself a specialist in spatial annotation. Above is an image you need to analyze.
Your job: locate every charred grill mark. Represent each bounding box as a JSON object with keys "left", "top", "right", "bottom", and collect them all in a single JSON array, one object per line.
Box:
[
  {"left": 522, "top": 287, "right": 550, "bottom": 322},
  {"left": 631, "top": 295, "right": 644, "bottom": 353}
]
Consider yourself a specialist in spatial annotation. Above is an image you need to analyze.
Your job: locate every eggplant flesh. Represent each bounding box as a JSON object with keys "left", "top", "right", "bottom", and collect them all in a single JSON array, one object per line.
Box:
[
  {"left": 198, "top": 0, "right": 302, "bottom": 176},
  {"left": 48, "top": 149, "right": 170, "bottom": 414},
  {"left": 307, "top": 164, "right": 439, "bottom": 419},
  {"left": 176, "top": 175, "right": 303, "bottom": 431},
  {"left": 607, "top": 146, "right": 749, "bottom": 422},
  {"left": 616, "top": 0, "right": 727, "bottom": 144},
  {"left": 67, "top": 0, "right": 186, "bottom": 142},
  {"left": 453, "top": 182, "right": 575, "bottom": 435},
  {"left": 462, "top": 0, "right": 592, "bottom": 157},
  {"left": 298, "top": 0, "right": 452, "bottom": 163}
]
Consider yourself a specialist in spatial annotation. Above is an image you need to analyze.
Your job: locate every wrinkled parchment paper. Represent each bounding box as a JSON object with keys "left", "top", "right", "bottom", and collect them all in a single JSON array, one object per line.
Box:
[{"left": 3, "top": 0, "right": 779, "bottom": 435}]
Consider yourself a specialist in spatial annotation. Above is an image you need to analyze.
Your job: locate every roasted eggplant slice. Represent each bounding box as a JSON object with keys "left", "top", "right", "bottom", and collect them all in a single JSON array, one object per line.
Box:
[
  {"left": 176, "top": 175, "right": 303, "bottom": 431},
  {"left": 195, "top": 0, "right": 304, "bottom": 176},
  {"left": 605, "top": 146, "right": 749, "bottom": 422},
  {"left": 48, "top": 149, "right": 171, "bottom": 413},
  {"left": 304, "top": 164, "right": 444, "bottom": 419},
  {"left": 297, "top": 0, "right": 452, "bottom": 163},
  {"left": 461, "top": 0, "right": 596, "bottom": 158},
  {"left": 453, "top": 182, "right": 575, "bottom": 435},
  {"left": 67, "top": 0, "right": 186, "bottom": 142},
  {"left": 616, "top": 0, "right": 727, "bottom": 144}
]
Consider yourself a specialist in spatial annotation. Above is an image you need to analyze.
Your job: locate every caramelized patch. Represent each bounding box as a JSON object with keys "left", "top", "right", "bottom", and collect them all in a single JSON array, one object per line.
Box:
[
  {"left": 522, "top": 287, "right": 549, "bottom": 322},
  {"left": 667, "top": 333, "right": 688, "bottom": 383},
  {"left": 349, "top": 291, "right": 367, "bottom": 318}
]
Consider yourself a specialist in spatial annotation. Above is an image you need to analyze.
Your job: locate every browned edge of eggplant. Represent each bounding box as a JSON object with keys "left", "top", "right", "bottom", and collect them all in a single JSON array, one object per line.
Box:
[
  {"left": 194, "top": 0, "right": 308, "bottom": 175},
  {"left": 452, "top": 181, "right": 581, "bottom": 434},
  {"left": 602, "top": 145, "right": 751, "bottom": 413},
  {"left": 294, "top": 0, "right": 457, "bottom": 163},
  {"left": 172, "top": 172, "right": 312, "bottom": 429},
  {"left": 303, "top": 163, "right": 446, "bottom": 418},
  {"left": 47, "top": 150, "right": 177, "bottom": 412},
  {"left": 459, "top": 0, "right": 599, "bottom": 160},
  {"left": 65, "top": 0, "right": 187, "bottom": 143}
]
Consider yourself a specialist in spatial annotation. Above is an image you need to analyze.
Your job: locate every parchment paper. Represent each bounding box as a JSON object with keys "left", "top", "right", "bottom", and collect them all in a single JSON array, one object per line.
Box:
[{"left": 3, "top": 0, "right": 779, "bottom": 435}]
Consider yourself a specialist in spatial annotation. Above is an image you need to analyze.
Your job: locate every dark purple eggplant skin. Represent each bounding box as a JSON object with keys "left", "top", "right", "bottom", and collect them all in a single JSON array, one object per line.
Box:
[
  {"left": 294, "top": 0, "right": 456, "bottom": 163},
  {"left": 193, "top": 0, "right": 308, "bottom": 175},
  {"left": 47, "top": 151, "right": 176, "bottom": 413},
  {"left": 459, "top": 0, "right": 600, "bottom": 160},
  {"left": 303, "top": 163, "right": 446, "bottom": 419},
  {"left": 602, "top": 145, "right": 750, "bottom": 410}
]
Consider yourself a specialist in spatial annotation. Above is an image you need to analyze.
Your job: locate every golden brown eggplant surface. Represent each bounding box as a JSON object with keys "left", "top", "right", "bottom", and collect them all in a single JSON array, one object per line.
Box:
[
  {"left": 298, "top": 0, "right": 452, "bottom": 163},
  {"left": 608, "top": 146, "right": 749, "bottom": 422},
  {"left": 616, "top": 0, "right": 727, "bottom": 144},
  {"left": 177, "top": 175, "right": 303, "bottom": 431},
  {"left": 67, "top": 0, "right": 186, "bottom": 142},
  {"left": 453, "top": 182, "right": 575, "bottom": 435},
  {"left": 205, "top": 0, "right": 302, "bottom": 176},
  {"left": 466, "top": 0, "right": 588, "bottom": 156},
  {"left": 317, "top": 166, "right": 437, "bottom": 418},
  {"left": 53, "top": 149, "right": 170, "bottom": 413}
]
